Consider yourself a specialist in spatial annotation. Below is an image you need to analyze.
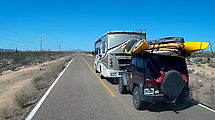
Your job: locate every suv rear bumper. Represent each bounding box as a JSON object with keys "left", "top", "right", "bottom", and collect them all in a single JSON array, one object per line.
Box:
[
  {"left": 140, "top": 91, "right": 189, "bottom": 102},
  {"left": 140, "top": 94, "right": 167, "bottom": 102}
]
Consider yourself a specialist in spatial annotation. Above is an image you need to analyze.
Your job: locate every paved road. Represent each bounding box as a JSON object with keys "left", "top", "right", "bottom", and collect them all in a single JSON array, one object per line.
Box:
[{"left": 31, "top": 54, "right": 215, "bottom": 120}]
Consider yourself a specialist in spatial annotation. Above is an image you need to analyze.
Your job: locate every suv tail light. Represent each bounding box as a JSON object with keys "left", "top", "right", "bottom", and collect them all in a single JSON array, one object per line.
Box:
[
  {"left": 145, "top": 79, "right": 157, "bottom": 89},
  {"left": 156, "top": 71, "right": 164, "bottom": 83},
  {"left": 183, "top": 74, "right": 187, "bottom": 83},
  {"left": 144, "top": 79, "right": 158, "bottom": 95},
  {"left": 109, "top": 58, "right": 113, "bottom": 67},
  {"left": 144, "top": 79, "right": 165, "bottom": 95}
]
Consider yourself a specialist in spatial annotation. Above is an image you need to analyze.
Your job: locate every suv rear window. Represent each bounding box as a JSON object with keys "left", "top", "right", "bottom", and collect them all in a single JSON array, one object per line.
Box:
[
  {"left": 145, "top": 54, "right": 188, "bottom": 79},
  {"left": 136, "top": 57, "right": 144, "bottom": 73}
]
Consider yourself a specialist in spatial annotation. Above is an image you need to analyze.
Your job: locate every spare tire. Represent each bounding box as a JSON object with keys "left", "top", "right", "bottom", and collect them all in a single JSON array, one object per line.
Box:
[{"left": 161, "top": 70, "right": 185, "bottom": 101}]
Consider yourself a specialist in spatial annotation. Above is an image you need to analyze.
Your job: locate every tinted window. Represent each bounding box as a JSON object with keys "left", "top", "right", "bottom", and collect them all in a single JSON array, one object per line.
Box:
[
  {"left": 145, "top": 58, "right": 158, "bottom": 79},
  {"left": 136, "top": 57, "right": 144, "bottom": 73},
  {"left": 144, "top": 54, "right": 188, "bottom": 79},
  {"left": 94, "top": 41, "right": 101, "bottom": 55},
  {"left": 131, "top": 58, "right": 137, "bottom": 70},
  {"left": 102, "top": 41, "right": 105, "bottom": 53},
  {"left": 150, "top": 55, "right": 188, "bottom": 75},
  {"left": 95, "top": 48, "right": 99, "bottom": 54}
]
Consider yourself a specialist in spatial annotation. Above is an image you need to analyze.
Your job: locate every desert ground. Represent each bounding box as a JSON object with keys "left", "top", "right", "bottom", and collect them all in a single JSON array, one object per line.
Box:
[{"left": 187, "top": 55, "right": 215, "bottom": 109}]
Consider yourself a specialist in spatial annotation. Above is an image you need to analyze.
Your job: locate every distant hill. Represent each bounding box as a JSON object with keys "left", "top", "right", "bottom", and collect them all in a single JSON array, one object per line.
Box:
[{"left": 0, "top": 48, "right": 15, "bottom": 52}]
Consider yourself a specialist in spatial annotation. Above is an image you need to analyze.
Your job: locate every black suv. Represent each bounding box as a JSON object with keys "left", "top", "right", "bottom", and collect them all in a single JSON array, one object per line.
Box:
[{"left": 118, "top": 53, "right": 189, "bottom": 110}]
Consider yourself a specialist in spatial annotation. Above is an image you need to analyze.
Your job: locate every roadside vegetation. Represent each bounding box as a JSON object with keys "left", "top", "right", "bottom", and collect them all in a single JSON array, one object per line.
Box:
[
  {"left": 0, "top": 51, "right": 75, "bottom": 119},
  {"left": 187, "top": 51, "right": 215, "bottom": 109},
  {"left": 0, "top": 51, "right": 73, "bottom": 74}
]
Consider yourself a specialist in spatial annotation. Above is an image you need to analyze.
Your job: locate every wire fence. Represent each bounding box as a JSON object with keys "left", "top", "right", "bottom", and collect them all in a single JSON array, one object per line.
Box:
[{"left": 0, "top": 37, "right": 38, "bottom": 44}]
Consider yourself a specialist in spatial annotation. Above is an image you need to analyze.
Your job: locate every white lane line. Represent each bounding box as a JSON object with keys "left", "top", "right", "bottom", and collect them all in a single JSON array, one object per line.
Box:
[
  {"left": 198, "top": 103, "right": 215, "bottom": 113},
  {"left": 25, "top": 57, "right": 75, "bottom": 120},
  {"left": 186, "top": 98, "right": 215, "bottom": 113}
]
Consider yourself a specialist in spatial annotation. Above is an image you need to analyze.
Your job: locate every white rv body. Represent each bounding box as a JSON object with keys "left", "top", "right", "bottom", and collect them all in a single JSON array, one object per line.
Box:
[{"left": 94, "top": 31, "right": 146, "bottom": 78}]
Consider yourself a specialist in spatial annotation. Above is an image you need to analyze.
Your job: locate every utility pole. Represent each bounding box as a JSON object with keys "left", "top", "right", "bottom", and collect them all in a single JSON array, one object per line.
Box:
[
  {"left": 209, "top": 42, "right": 213, "bottom": 57},
  {"left": 40, "top": 36, "right": 43, "bottom": 51},
  {"left": 59, "top": 44, "right": 61, "bottom": 52}
]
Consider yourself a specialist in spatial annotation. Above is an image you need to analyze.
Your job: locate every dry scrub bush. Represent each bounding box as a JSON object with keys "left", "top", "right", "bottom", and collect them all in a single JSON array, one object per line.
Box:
[
  {"left": 32, "top": 58, "right": 67, "bottom": 91},
  {"left": 15, "top": 89, "right": 35, "bottom": 108},
  {"left": 208, "top": 63, "right": 215, "bottom": 68},
  {"left": 0, "top": 107, "right": 10, "bottom": 119},
  {"left": 0, "top": 51, "right": 73, "bottom": 74},
  {"left": 33, "top": 77, "right": 49, "bottom": 90}
]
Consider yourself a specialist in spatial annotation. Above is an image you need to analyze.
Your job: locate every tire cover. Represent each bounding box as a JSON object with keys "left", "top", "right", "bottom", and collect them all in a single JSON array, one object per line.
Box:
[{"left": 161, "top": 70, "right": 185, "bottom": 101}]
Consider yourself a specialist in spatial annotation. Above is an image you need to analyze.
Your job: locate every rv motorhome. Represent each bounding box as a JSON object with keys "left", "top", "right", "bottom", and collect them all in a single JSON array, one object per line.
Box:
[{"left": 94, "top": 31, "right": 146, "bottom": 79}]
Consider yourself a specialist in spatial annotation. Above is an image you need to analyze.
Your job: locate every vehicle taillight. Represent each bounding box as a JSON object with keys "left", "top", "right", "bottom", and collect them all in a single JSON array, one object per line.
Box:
[
  {"left": 183, "top": 74, "right": 187, "bottom": 83},
  {"left": 109, "top": 58, "right": 113, "bottom": 67},
  {"left": 144, "top": 79, "right": 158, "bottom": 95},
  {"left": 156, "top": 71, "right": 164, "bottom": 83},
  {"left": 144, "top": 79, "right": 157, "bottom": 88}
]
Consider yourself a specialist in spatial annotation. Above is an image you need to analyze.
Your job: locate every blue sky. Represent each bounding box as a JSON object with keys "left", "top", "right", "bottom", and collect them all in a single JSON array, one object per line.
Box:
[{"left": 0, "top": 0, "right": 214, "bottom": 51}]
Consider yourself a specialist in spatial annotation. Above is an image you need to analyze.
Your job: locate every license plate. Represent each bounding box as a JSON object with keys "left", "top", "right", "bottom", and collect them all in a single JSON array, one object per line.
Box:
[
  {"left": 144, "top": 88, "right": 154, "bottom": 95},
  {"left": 110, "top": 73, "right": 117, "bottom": 76}
]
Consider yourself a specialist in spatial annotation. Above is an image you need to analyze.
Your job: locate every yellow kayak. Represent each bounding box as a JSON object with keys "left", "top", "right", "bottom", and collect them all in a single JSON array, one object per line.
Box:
[
  {"left": 184, "top": 42, "right": 209, "bottom": 54},
  {"left": 132, "top": 40, "right": 149, "bottom": 53},
  {"left": 122, "top": 39, "right": 209, "bottom": 55},
  {"left": 122, "top": 40, "right": 184, "bottom": 54},
  {"left": 121, "top": 39, "right": 149, "bottom": 54},
  {"left": 146, "top": 43, "right": 184, "bottom": 50}
]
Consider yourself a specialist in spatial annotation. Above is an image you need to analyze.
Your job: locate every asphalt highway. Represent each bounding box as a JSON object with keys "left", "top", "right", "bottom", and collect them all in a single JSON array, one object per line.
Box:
[{"left": 31, "top": 54, "right": 215, "bottom": 120}]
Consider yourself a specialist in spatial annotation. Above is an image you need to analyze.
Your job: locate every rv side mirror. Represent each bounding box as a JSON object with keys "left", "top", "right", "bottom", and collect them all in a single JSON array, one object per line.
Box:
[{"left": 92, "top": 51, "right": 95, "bottom": 56}]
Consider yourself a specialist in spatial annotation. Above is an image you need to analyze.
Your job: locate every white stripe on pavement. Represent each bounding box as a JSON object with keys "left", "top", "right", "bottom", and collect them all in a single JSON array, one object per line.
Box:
[
  {"left": 25, "top": 57, "right": 75, "bottom": 120},
  {"left": 186, "top": 98, "right": 215, "bottom": 113}
]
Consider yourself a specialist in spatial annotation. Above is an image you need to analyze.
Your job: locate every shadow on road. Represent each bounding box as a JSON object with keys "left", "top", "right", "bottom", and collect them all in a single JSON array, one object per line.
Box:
[
  {"left": 105, "top": 78, "right": 119, "bottom": 85},
  {"left": 103, "top": 76, "right": 198, "bottom": 114},
  {"left": 142, "top": 99, "right": 198, "bottom": 113}
]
